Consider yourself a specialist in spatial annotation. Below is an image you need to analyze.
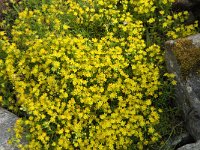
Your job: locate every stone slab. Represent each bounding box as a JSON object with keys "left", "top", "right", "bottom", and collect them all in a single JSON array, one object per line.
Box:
[
  {"left": 177, "top": 140, "right": 200, "bottom": 150},
  {"left": 0, "top": 107, "right": 18, "bottom": 150}
]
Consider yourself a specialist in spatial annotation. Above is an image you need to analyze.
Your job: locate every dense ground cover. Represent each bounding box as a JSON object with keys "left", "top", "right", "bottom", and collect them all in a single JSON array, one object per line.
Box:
[{"left": 0, "top": 0, "right": 199, "bottom": 149}]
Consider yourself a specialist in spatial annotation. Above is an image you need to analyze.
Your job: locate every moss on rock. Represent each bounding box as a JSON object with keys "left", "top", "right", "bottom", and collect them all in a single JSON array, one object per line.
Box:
[{"left": 172, "top": 38, "right": 200, "bottom": 78}]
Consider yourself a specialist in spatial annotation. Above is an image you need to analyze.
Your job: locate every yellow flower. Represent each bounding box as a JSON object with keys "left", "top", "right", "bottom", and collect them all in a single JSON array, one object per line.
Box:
[
  {"left": 148, "top": 127, "right": 155, "bottom": 134},
  {"left": 0, "top": 31, "right": 5, "bottom": 36},
  {"left": 171, "top": 80, "right": 177, "bottom": 85},
  {"left": 63, "top": 24, "right": 70, "bottom": 30},
  {"left": 145, "top": 99, "right": 152, "bottom": 106},
  {"left": 159, "top": 10, "right": 165, "bottom": 15},
  {"left": 0, "top": 96, "right": 2, "bottom": 103},
  {"left": 147, "top": 18, "right": 155, "bottom": 24}
]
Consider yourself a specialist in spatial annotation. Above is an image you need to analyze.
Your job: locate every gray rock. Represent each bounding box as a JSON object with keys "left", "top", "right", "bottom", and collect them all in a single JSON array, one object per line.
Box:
[
  {"left": 177, "top": 140, "right": 200, "bottom": 150},
  {"left": 165, "top": 33, "right": 200, "bottom": 141},
  {"left": 161, "top": 132, "right": 194, "bottom": 150},
  {"left": 0, "top": 107, "right": 19, "bottom": 150},
  {"left": 171, "top": 133, "right": 194, "bottom": 148}
]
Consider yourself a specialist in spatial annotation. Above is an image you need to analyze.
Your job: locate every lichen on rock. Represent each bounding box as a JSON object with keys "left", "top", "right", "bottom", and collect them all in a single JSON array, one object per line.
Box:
[{"left": 171, "top": 38, "right": 200, "bottom": 78}]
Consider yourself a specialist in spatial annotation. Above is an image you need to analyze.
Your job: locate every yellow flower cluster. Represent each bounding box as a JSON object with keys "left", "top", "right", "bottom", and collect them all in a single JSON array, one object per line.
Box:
[
  {"left": 1, "top": 31, "right": 161, "bottom": 149},
  {"left": 0, "top": 0, "right": 198, "bottom": 149}
]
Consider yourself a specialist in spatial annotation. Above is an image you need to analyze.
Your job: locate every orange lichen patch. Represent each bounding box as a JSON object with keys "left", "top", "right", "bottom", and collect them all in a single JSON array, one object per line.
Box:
[{"left": 172, "top": 39, "right": 200, "bottom": 77}]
